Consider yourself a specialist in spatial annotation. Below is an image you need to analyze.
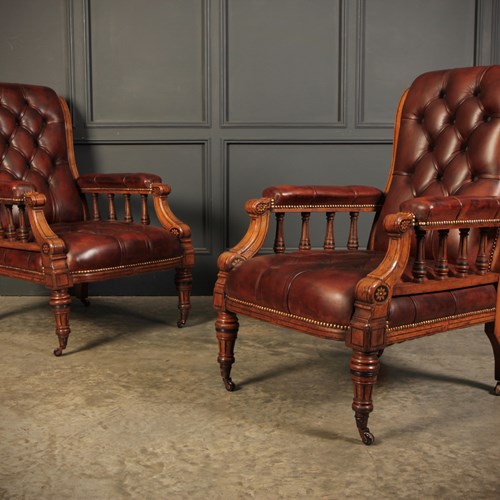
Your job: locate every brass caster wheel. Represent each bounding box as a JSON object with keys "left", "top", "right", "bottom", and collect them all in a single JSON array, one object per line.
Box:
[
  {"left": 81, "top": 298, "right": 90, "bottom": 307},
  {"left": 223, "top": 378, "right": 235, "bottom": 392},
  {"left": 177, "top": 319, "right": 186, "bottom": 328},
  {"left": 361, "top": 431, "right": 375, "bottom": 446},
  {"left": 494, "top": 382, "right": 500, "bottom": 396},
  {"left": 53, "top": 348, "right": 63, "bottom": 357}
]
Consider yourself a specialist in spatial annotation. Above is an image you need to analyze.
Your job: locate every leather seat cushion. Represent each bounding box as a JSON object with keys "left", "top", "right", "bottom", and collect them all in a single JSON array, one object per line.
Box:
[
  {"left": 225, "top": 250, "right": 497, "bottom": 329},
  {"left": 0, "top": 221, "right": 183, "bottom": 274}
]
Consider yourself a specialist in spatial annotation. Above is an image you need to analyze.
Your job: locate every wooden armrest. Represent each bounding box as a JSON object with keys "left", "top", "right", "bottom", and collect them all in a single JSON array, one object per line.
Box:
[
  {"left": 401, "top": 195, "right": 500, "bottom": 228},
  {"left": 262, "top": 185, "right": 384, "bottom": 211},
  {"left": 24, "top": 193, "right": 66, "bottom": 254},
  {"left": 217, "top": 198, "right": 272, "bottom": 272},
  {"left": 77, "top": 173, "right": 162, "bottom": 193},
  {"left": 151, "top": 183, "right": 192, "bottom": 244},
  {"left": 0, "top": 180, "right": 36, "bottom": 203}
]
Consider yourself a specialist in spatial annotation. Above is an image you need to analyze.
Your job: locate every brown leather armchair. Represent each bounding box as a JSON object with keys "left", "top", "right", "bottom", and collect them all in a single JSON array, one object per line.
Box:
[
  {"left": 0, "top": 82, "right": 194, "bottom": 355},
  {"left": 214, "top": 65, "right": 500, "bottom": 445}
]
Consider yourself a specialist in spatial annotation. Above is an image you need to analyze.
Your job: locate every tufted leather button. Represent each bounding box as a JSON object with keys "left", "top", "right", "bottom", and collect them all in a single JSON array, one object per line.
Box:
[
  {"left": 450, "top": 117, "right": 456, "bottom": 124},
  {"left": 484, "top": 115, "right": 492, "bottom": 122},
  {"left": 428, "top": 144, "right": 435, "bottom": 152},
  {"left": 439, "top": 90, "right": 446, "bottom": 98},
  {"left": 462, "top": 144, "right": 469, "bottom": 152},
  {"left": 473, "top": 88, "right": 481, "bottom": 96}
]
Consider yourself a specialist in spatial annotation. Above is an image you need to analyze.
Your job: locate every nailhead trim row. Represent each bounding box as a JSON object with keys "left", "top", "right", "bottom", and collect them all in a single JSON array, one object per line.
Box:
[
  {"left": 0, "top": 197, "right": 24, "bottom": 203},
  {"left": 70, "top": 256, "right": 183, "bottom": 275},
  {"left": 270, "top": 202, "right": 379, "bottom": 210},
  {"left": 227, "top": 295, "right": 349, "bottom": 330},
  {"left": 386, "top": 307, "right": 496, "bottom": 332},
  {"left": 416, "top": 218, "right": 500, "bottom": 227}
]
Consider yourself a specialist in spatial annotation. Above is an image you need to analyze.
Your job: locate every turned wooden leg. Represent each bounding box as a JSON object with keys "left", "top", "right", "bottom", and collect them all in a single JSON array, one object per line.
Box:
[
  {"left": 50, "top": 289, "right": 71, "bottom": 357},
  {"left": 485, "top": 322, "right": 500, "bottom": 395},
  {"left": 175, "top": 267, "right": 192, "bottom": 328},
  {"left": 350, "top": 350, "right": 380, "bottom": 445},
  {"left": 74, "top": 283, "right": 90, "bottom": 307},
  {"left": 215, "top": 311, "right": 239, "bottom": 391}
]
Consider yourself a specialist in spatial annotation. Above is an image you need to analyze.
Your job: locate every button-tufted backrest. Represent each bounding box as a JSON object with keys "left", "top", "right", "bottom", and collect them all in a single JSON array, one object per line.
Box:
[
  {"left": 0, "top": 83, "right": 84, "bottom": 223},
  {"left": 372, "top": 66, "right": 500, "bottom": 263}
]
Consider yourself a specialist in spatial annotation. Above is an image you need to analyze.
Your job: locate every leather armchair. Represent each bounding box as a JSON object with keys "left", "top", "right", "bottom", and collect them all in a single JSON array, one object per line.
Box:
[
  {"left": 214, "top": 65, "right": 500, "bottom": 444},
  {"left": 0, "top": 82, "right": 194, "bottom": 355}
]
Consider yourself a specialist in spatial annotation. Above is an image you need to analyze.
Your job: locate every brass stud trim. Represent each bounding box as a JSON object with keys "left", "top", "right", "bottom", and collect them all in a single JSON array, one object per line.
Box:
[
  {"left": 488, "top": 227, "right": 499, "bottom": 271},
  {"left": 387, "top": 307, "right": 496, "bottom": 332},
  {"left": 227, "top": 295, "right": 349, "bottom": 330},
  {"left": 71, "top": 256, "right": 182, "bottom": 275},
  {"left": 416, "top": 218, "right": 500, "bottom": 227},
  {"left": 270, "top": 201, "right": 379, "bottom": 210},
  {"left": 0, "top": 197, "right": 24, "bottom": 203}
]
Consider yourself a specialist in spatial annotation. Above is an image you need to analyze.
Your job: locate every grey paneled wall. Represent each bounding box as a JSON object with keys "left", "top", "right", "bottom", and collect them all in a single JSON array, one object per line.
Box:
[
  {"left": 223, "top": 0, "right": 344, "bottom": 126},
  {"left": 0, "top": 0, "right": 499, "bottom": 295}
]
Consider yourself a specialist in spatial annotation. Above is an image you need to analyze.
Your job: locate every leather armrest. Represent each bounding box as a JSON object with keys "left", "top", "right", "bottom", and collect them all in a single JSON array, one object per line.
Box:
[
  {"left": 0, "top": 180, "right": 36, "bottom": 202},
  {"left": 262, "top": 185, "right": 384, "bottom": 208},
  {"left": 400, "top": 196, "right": 500, "bottom": 226},
  {"left": 77, "top": 173, "right": 162, "bottom": 192}
]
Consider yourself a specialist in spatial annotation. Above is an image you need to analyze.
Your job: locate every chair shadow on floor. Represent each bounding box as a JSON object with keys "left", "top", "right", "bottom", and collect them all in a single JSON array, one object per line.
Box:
[{"left": 0, "top": 296, "right": 213, "bottom": 355}]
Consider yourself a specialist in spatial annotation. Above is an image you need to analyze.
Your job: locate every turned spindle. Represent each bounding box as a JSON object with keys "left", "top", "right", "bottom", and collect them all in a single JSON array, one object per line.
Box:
[
  {"left": 299, "top": 212, "right": 311, "bottom": 251},
  {"left": 124, "top": 194, "right": 133, "bottom": 223},
  {"left": 456, "top": 228, "right": 470, "bottom": 277},
  {"left": 107, "top": 193, "right": 117, "bottom": 221},
  {"left": 273, "top": 212, "right": 285, "bottom": 254},
  {"left": 476, "top": 228, "right": 489, "bottom": 275},
  {"left": 141, "top": 194, "right": 150, "bottom": 225},
  {"left": 324, "top": 212, "right": 335, "bottom": 250},
  {"left": 92, "top": 193, "right": 101, "bottom": 221},
  {"left": 17, "top": 205, "right": 29, "bottom": 242},
  {"left": 435, "top": 229, "right": 449, "bottom": 279},
  {"left": 347, "top": 212, "right": 359, "bottom": 250},
  {"left": 413, "top": 228, "right": 427, "bottom": 282},
  {"left": 5, "top": 206, "right": 16, "bottom": 241}
]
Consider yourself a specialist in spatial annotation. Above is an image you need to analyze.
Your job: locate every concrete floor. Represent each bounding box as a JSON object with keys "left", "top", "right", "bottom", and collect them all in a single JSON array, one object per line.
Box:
[{"left": 0, "top": 296, "right": 499, "bottom": 499}]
